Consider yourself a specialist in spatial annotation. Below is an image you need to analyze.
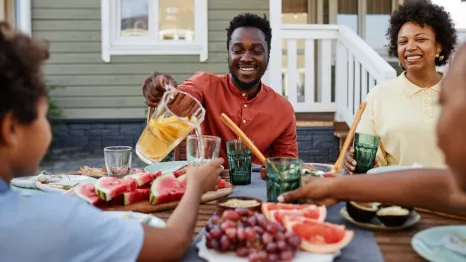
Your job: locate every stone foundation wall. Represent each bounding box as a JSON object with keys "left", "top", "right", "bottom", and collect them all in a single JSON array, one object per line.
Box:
[{"left": 50, "top": 120, "right": 339, "bottom": 163}]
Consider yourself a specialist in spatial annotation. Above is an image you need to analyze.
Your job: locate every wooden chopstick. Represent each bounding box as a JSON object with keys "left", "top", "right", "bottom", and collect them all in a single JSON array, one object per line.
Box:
[
  {"left": 331, "top": 101, "right": 367, "bottom": 174},
  {"left": 415, "top": 208, "right": 466, "bottom": 221},
  {"left": 220, "top": 113, "right": 278, "bottom": 172}
]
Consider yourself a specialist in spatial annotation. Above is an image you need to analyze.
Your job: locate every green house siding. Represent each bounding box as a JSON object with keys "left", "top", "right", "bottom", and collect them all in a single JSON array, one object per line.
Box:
[{"left": 32, "top": 0, "right": 269, "bottom": 119}]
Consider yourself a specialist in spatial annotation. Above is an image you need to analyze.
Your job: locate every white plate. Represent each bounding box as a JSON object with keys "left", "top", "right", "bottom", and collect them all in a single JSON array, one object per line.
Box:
[
  {"left": 197, "top": 237, "right": 337, "bottom": 262},
  {"left": 145, "top": 161, "right": 224, "bottom": 173},
  {"left": 145, "top": 161, "right": 188, "bottom": 173},
  {"left": 367, "top": 166, "right": 418, "bottom": 174},
  {"left": 105, "top": 211, "right": 166, "bottom": 228},
  {"left": 412, "top": 225, "right": 466, "bottom": 262},
  {"left": 340, "top": 207, "right": 420, "bottom": 231},
  {"left": 11, "top": 175, "right": 97, "bottom": 195}
]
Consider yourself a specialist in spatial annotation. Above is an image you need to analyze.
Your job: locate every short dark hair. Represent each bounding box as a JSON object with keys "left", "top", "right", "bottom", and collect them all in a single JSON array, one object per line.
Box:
[
  {"left": 0, "top": 22, "right": 49, "bottom": 128},
  {"left": 226, "top": 13, "right": 272, "bottom": 57},
  {"left": 387, "top": 0, "right": 458, "bottom": 66}
]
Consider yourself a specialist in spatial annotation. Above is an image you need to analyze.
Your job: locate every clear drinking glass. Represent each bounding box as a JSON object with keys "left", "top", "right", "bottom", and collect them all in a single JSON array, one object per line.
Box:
[
  {"left": 226, "top": 139, "right": 252, "bottom": 185},
  {"left": 353, "top": 132, "right": 381, "bottom": 173},
  {"left": 266, "top": 157, "right": 302, "bottom": 203},
  {"left": 186, "top": 135, "right": 221, "bottom": 166},
  {"left": 135, "top": 90, "right": 205, "bottom": 164},
  {"left": 104, "top": 146, "right": 132, "bottom": 178}
]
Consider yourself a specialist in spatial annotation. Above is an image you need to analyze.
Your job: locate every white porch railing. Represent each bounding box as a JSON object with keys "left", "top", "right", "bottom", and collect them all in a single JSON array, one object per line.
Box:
[{"left": 272, "top": 24, "right": 397, "bottom": 127}]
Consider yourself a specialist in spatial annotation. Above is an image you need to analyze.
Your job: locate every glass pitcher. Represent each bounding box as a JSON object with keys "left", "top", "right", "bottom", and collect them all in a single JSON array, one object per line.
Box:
[{"left": 135, "top": 90, "right": 205, "bottom": 164}]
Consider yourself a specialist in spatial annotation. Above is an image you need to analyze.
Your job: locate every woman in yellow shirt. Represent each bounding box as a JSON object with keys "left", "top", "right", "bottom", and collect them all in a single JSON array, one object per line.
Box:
[{"left": 345, "top": 0, "right": 458, "bottom": 173}]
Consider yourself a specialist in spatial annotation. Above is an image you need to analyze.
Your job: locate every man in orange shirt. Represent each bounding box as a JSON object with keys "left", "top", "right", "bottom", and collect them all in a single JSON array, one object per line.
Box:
[{"left": 142, "top": 13, "right": 298, "bottom": 176}]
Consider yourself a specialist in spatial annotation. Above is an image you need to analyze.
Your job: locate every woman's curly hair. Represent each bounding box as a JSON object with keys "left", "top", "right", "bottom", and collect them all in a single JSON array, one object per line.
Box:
[
  {"left": 387, "top": 0, "right": 458, "bottom": 66},
  {"left": 0, "top": 22, "right": 49, "bottom": 126}
]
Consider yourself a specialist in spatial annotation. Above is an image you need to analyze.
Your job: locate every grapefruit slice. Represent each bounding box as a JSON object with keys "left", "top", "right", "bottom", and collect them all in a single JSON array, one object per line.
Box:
[
  {"left": 283, "top": 216, "right": 354, "bottom": 254},
  {"left": 262, "top": 203, "right": 327, "bottom": 225}
]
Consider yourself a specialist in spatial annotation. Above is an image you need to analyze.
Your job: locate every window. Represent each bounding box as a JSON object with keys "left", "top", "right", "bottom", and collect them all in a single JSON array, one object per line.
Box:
[{"left": 101, "top": 0, "right": 208, "bottom": 63}]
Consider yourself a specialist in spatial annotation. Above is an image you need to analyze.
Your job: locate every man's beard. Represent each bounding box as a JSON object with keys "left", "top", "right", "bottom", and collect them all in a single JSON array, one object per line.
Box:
[{"left": 230, "top": 73, "right": 261, "bottom": 91}]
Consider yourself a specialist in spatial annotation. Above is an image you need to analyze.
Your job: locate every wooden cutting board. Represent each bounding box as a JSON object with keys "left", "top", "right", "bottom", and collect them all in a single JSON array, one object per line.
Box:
[{"left": 99, "top": 187, "right": 234, "bottom": 213}]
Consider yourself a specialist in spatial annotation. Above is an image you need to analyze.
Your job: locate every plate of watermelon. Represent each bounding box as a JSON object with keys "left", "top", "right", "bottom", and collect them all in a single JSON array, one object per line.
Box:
[
  {"left": 66, "top": 169, "right": 233, "bottom": 213},
  {"left": 198, "top": 203, "right": 354, "bottom": 261}
]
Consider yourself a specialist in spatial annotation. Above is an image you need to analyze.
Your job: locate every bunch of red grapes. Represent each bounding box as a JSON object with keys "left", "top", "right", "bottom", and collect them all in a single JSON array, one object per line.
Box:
[{"left": 205, "top": 208, "right": 302, "bottom": 262}]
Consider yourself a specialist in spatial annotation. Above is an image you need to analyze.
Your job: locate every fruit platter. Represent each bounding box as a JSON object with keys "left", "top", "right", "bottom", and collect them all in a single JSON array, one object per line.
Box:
[
  {"left": 198, "top": 202, "right": 354, "bottom": 262},
  {"left": 341, "top": 201, "right": 421, "bottom": 230},
  {"left": 64, "top": 167, "right": 234, "bottom": 213}
]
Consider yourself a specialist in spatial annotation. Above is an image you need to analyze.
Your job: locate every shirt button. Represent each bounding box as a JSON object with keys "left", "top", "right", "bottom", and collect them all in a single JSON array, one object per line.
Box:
[
  {"left": 425, "top": 108, "right": 432, "bottom": 116},
  {"left": 243, "top": 120, "right": 246, "bottom": 123},
  {"left": 425, "top": 89, "right": 431, "bottom": 94},
  {"left": 424, "top": 98, "right": 431, "bottom": 105},
  {"left": 244, "top": 104, "right": 248, "bottom": 108}
]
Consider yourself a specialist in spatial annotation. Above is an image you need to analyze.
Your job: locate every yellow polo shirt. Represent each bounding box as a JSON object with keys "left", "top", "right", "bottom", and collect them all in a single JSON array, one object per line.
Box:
[{"left": 356, "top": 72, "right": 446, "bottom": 168}]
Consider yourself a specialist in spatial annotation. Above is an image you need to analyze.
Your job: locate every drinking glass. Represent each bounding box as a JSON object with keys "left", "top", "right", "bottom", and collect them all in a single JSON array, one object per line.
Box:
[
  {"left": 353, "top": 132, "right": 381, "bottom": 173},
  {"left": 226, "top": 139, "right": 252, "bottom": 185},
  {"left": 266, "top": 157, "right": 302, "bottom": 203},
  {"left": 136, "top": 90, "right": 205, "bottom": 164},
  {"left": 104, "top": 146, "right": 132, "bottom": 178},
  {"left": 186, "top": 135, "right": 221, "bottom": 166}
]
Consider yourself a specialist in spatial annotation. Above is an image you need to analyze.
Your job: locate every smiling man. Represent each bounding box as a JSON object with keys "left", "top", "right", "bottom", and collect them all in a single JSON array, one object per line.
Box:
[{"left": 142, "top": 13, "right": 298, "bottom": 172}]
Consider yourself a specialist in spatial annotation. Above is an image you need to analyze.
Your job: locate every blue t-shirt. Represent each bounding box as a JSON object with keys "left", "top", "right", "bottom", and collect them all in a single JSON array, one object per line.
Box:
[{"left": 0, "top": 178, "right": 144, "bottom": 262}]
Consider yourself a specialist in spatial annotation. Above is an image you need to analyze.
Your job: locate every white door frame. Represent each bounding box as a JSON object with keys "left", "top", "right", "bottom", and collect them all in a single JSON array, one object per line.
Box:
[{"left": 16, "top": 0, "right": 31, "bottom": 35}]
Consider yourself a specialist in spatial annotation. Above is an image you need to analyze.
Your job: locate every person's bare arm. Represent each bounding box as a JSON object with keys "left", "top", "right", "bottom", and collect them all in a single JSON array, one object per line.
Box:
[
  {"left": 280, "top": 169, "right": 466, "bottom": 215},
  {"left": 137, "top": 158, "right": 224, "bottom": 262},
  {"left": 332, "top": 169, "right": 466, "bottom": 214}
]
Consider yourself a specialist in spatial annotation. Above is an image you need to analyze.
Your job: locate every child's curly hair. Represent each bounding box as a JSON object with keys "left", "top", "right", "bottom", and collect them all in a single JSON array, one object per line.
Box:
[{"left": 0, "top": 22, "right": 49, "bottom": 126}]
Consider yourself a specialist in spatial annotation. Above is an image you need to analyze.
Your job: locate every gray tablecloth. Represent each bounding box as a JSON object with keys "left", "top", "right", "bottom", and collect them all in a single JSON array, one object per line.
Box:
[{"left": 182, "top": 172, "right": 384, "bottom": 262}]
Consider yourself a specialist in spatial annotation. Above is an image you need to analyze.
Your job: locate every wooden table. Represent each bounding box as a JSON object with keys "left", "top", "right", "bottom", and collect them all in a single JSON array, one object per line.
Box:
[
  {"left": 151, "top": 172, "right": 465, "bottom": 262},
  {"left": 154, "top": 202, "right": 464, "bottom": 261}
]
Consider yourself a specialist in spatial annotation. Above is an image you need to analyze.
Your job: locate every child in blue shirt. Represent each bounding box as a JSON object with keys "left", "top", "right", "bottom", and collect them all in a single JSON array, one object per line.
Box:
[{"left": 0, "top": 22, "right": 224, "bottom": 262}]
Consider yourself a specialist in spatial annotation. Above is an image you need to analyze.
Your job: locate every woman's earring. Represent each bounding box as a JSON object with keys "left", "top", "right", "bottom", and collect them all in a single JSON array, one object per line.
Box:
[{"left": 436, "top": 53, "right": 444, "bottom": 61}]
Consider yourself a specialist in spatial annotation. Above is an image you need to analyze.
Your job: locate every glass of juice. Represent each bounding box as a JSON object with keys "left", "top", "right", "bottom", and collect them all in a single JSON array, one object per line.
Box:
[
  {"left": 266, "top": 157, "right": 302, "bottom": 203},
  {"left": 353, "top": 132, "right": 381, "bottom": 173},
  {"left": 186, "top": 135, "right": 221, "bottom": 167},
  {"left": 226, "top": 139, "right": 252, "bottom": 185},
  {"left": 136, "top": 90, "right": 205, "bottom": 164}
]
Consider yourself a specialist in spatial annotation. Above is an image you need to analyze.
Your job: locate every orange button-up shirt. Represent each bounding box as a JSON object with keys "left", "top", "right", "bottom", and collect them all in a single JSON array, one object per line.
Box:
[{"left": 177, "top": 72, "right": 298, "bottom": 167}]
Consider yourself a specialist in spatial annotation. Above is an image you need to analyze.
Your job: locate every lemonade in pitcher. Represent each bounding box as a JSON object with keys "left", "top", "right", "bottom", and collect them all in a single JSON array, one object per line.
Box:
[{"left": 136, "top": 90, "right": 205, "bottom": 164}]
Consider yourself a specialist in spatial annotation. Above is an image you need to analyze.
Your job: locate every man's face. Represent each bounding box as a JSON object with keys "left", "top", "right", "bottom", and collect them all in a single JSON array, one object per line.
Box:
[
  {"left": 228, "top": 27, "right": 268, "bottom": 91},
  {"left": 436, "top": 45, "right": 466, "bottom": 191}
]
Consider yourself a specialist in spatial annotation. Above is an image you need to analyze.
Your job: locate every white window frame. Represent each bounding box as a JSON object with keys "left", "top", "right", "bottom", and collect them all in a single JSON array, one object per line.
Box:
[{"left": 101, "top": 0, "right": 208, "bottom": 63}]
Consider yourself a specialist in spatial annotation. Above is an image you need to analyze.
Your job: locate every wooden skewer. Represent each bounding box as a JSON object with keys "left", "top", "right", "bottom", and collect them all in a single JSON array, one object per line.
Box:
[
  {"left": 415, "top": 208, "right": 466, "bottom": 221},
  {"left": 331, "top": 101, "right": 367, "bottom": 174},
  {"left": 220, "top": 113, "right": 278, "bottom": 172}
]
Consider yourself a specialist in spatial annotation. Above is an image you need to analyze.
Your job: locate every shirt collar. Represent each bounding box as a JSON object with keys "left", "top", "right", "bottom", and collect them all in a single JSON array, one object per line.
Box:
[
  {"left": 227, "top": 73, "right": 266, "bottom": 100},
  {"left": 401, "top": 72, "right": 443, "bottom": 97},
  {"left": 0, "top": 178, "right": 10, "bottom": 194}
]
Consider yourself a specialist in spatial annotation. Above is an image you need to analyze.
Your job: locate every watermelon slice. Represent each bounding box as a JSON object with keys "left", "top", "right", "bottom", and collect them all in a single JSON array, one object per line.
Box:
[
  {"left": 73, "top": 183, "right": 100, "bottom": 205},
  {"left": 109, "top": 188, "right": 151, "bottom": 206},
  {"left": 95, "top": 177, "right": 137, "bottom": 201},
  {"left": 283, "top": 216, "right": 354, "bottom": 254},
  {"left": 175, "top": 174, "right": 229, "bottom": 190},
  {"left": 149, "top": 173, "right": 186, "bottom": 205},
  {"left": 124, "top": 172, "right": 155, "bottom": 187},
  {"left": 262, "top": 203, "right": 327, "bottom": 225},
  {"left": 173, "top": 168, "right": 186, "bottom": 178}
]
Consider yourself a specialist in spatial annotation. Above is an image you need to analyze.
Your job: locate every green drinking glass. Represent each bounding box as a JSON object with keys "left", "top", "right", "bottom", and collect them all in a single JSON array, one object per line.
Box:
[
  {"left": 226, "top": 139, "right": 252, "bottom": 185},
  {"left": 353, "top": 132, "right": 381, "bottom": 173},
  {"left": 266, "top": 157, "right": 302, "bottom": 203}
]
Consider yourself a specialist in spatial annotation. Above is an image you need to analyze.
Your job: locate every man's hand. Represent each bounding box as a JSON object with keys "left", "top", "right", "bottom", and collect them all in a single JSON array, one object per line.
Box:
[
  {"left": 142, "top": 72, "right": 177, "bottom": 107},
  {"left": 260, "top": 166, "right": 267, "bottom": 180},
  {"left": 185, "top": 158, "right": 224, "bottom": 193},
  {"left": 277, "top": 177, "right": 339, "bottom": 206}
]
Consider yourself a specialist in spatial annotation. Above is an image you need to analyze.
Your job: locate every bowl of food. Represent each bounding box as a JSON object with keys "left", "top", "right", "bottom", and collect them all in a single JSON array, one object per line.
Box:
[
  {"left": 376, "top": 205, "right": 411, "bottom": 227},
  {"left": 367, "top": 166, "right": 419, "bottom": 174},
  {"left": 302, "top": 163, "right": 346, "bottom": 177},
  {"left": 216, "top": 196, "right": 263, "bottom": 216},
  {"left": 346, "top": 201, "right": 381, "bottom": 223}
]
